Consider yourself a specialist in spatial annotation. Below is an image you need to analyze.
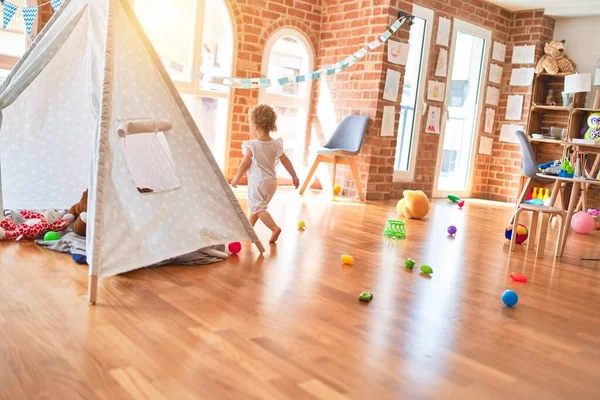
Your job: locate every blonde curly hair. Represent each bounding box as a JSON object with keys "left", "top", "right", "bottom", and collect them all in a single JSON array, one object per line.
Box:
[{"left": 250, "top": 104, "right": 278, "bottom": 133}]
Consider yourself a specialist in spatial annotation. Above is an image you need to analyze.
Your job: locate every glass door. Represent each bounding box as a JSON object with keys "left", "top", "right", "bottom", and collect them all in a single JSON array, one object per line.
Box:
[
  {"left": 433, "top": 19, "right": 491, "bottom": 197},
  {"left": 394, "top": 5, "right": 434, "bottom": 181}
]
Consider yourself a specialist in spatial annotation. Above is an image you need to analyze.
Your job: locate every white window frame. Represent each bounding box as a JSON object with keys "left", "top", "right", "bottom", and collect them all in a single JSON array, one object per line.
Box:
[
  {"left": 394, "top": 4, "right": 434, "bottom": 182},
  {"left": 130, "top": 0, "right": 235, "bottom": 170},
  {"left": 0, "top": 0, "right": 39, "bottom": 71},
  {"left": 432, "top": 18, "right": 492, "bottom": 198},
  {"left": 258, "top": 28, "right": 315, "bottom": 169}
]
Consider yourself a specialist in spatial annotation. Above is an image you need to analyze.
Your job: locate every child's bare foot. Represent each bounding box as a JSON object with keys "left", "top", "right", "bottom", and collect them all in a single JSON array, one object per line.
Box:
[{"left": 270, "top": 227, "right": 282, "bottom": 243}]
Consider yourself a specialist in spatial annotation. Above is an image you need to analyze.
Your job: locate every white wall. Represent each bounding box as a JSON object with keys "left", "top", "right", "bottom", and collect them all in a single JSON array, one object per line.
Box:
[{"left": 554, "top": 16, "right": 600, "bottom": 108}]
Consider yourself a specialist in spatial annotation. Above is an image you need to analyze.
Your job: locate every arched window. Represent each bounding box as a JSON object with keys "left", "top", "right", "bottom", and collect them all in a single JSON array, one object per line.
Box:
[
  {"left": 0, "top": 1, "right": 39, "bottom": 83},
  {"left": 131, "top": 0, "right": 234, "bottom": 169},
  {"left": 259, "top": 28, "right": 314, "bottom": 178}
]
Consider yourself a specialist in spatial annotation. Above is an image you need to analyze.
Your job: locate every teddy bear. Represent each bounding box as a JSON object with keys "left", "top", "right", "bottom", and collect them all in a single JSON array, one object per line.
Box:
[
  {"left": 0, "top": 209, "right": 71, "bottom": 240},
  {"left": 69, "top": 190, "right": 89, "bottom": 237},
  {"left": 534, "top": 40, "right": 575, "bottom": 75},
  {"left": 396, "top": 190, "right": 430, "bottom": 220}
]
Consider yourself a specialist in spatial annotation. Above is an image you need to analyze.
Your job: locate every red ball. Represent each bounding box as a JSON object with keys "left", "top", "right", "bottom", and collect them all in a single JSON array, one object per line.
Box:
[
  {"left": 458, "top": 201, "right": 465, "bottom": 209},
  {"left": 228, "top": 242, "right": 242, "bottom": 255}
]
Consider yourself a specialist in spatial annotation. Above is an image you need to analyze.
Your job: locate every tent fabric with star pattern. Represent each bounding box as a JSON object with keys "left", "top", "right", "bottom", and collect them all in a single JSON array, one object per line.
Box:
[{"left": 0, "top": 0, "right": 263, "bottom": 303}]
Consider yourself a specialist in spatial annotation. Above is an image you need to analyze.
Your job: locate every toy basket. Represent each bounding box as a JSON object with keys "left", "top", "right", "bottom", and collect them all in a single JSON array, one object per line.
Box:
[{"left": 383, "top": 219, "right": 406, "bottom": 239}]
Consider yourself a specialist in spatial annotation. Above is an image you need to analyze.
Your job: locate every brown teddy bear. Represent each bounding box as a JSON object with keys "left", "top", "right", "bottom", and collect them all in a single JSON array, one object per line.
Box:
[
  {"left": 396, "top": 190, "right": 430, "bottom": 220},
  {"left": 534, "top": 40, "right": 575, "bottom": 75},
  {"left": 69, "top": 190, "right": 88, "bottom": 236}
]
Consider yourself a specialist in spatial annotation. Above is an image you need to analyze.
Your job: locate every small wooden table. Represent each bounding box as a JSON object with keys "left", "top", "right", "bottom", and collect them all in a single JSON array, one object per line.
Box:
[{"left": 536, "top": 173, "right": 600, "bottom": 255}]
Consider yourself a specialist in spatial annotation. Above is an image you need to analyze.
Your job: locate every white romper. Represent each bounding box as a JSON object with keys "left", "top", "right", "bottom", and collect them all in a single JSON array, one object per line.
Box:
[{"left": 242, "top": 138, "right": 284, "bottom": 215}]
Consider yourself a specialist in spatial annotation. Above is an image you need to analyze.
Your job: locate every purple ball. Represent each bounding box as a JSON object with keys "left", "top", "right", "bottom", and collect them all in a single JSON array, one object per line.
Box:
[{"left": 447, "top": 225, "right": 457, "bottom": 235}]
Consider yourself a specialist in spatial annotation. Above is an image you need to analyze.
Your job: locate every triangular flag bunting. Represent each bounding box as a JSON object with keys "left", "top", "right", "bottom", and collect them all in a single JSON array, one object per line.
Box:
[
  {"left": 2, "top": 1, "right": 17, "bottom": 29},
  {"left": 22, "top": 6, "right": 37, "bottom": 36},
  {"left": 51, "top": 0, "right": 64, "bottom": 11}
]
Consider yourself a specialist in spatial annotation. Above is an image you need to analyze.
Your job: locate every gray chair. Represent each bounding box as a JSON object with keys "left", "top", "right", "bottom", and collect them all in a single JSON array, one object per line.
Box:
[
  {"left": 299, "top": 115, "right": 370, "bottom": 201},
  {"left": 509, "top": 130, "right": 558, "bottom": 223}
]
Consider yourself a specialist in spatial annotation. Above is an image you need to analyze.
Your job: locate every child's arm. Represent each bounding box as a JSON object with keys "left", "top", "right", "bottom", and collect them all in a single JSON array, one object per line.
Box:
[
  {"left": 280, "top": 153, "right": 300, "bottom": 188},
  {"left": 231, "top": 150, "right": 253, "bottom": 187}
]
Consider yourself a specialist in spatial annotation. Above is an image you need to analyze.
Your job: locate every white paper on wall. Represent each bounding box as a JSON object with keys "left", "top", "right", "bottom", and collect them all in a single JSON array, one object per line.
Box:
[
  {"left": 500, "top": 124, "right": 524, "bottom": 143},
  {"left": 492, "top": 42, "right": 506, "bottom": 62},
  {"left": 479, "top": 136, "right": 493, "bottom": 156},
  {"left": 381, "top": 106, "right": 395, "bottom": 137},
  {"left": 564, "top": 73, "right": 592, "bottom": 94},
  {"left": 425, "top": 106, "right": 441, "bottom": 134},
  {"left": 383, "top": 69, "right": 401, "bottom": 101},
  {"left": 509, "top": 67, "right": 535, "bottom": 86},
  {"left": 506, "top": 95, "right": 524, "bottom": 121},
  {"left": 489, "top": 64, "right": 503, "bottom": 84},
  {"left": 485, "top": 86, "right": 500, "bottom": 106},
  {"left": 436, "top": 17, "right": 450, "bottom": 47},
  {"left": 435, "top": 48, "right": 448, "bottom": 77},
  {"left": 484, "top": 107, "right": 495, "bottom": 134},
  {"left": 512, "top": 45, "right": 535, "bottom": 64},
  {"left": 387, "top": 40, "right": 410, "bottom": 65},
  {"left": 427, "top": 80, "right": 445, "bottom": 102}
]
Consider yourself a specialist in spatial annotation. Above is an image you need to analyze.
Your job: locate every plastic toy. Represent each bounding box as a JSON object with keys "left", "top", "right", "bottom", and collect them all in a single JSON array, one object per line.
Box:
[
  {"left": 510, "top": 272, "right": 528, "bottom": 283},
  {"left": 458, "top": 200, "right": 465, "bottom": 209},
  {"left": 341, "top": 254, "right": 355, "bottom": 265},
  {"left": 505, "top": 224, "right": 528, "bottom": 244},
  {"left": 420, "top": 265, "right": 433, "bottom": 274},
  {"left": 588, "top": 208, "right": 600, "bottom": 217},
  {"left": 298, "top": 220, "right": 306, "bottom": 229},
  {"left": 43, "top": 231, "right": 60, "bottom": 241},
  {"left": 333, "top": 184, "right": 342, "bottom": 195},
  {"left": 228, "top": 242, "right": 242, "bottom": 255},
  {"left": 558, "top": 159, "right": 574, "bottom": 178},
  {"left": 525, "top": 199, "right": 543, "bottom": 205},
  {"left": 383, "top": 219, "right": 406, "bottom": 239},
  {"left": 448, "top": 194, "right": 461, "bottom": 203},
  {"left": 583, "top": 112, "right": 600, "bottom": 142},
  {"left": 405, "top": 258, "right": 416, "bottom": 269},
  {"left": 501, "top": 290, "right": 519, "bottom": 307},
  {"left": 359, "top": 291, "right": 373, "bottom": 302},
  {"left": 571, "top": 211, "right": 595, "bottom": 234},
  {"left": 447, "top": 225, "right": 457, "bottom": 236}
]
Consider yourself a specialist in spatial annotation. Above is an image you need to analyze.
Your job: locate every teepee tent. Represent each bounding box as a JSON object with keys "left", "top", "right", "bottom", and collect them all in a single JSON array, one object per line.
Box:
[{"left": 0, "top": 0, "right": 263, "bottom": 303}]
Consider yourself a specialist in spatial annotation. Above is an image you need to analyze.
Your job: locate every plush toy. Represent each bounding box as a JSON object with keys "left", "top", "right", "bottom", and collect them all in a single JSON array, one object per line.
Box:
[
  {"left": 534, "top": 40, "right": 575, "bottom": 74},
  {"left": 0, "top": 210, "right": 71, "bottom": 240},
  {"left": 69, "top": 190, "right": 89, "bottom": 237},
  {"left": 396, "top": 190, "right": 430, "bottom": 219},
  {"left": 583, "top": 113, "right": 600, "bottom": 142}
]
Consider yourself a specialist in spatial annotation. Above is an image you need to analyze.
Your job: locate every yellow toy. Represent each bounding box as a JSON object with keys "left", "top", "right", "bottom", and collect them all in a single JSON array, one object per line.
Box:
[
  {"left": 396, "top": 190, "right": 430, "bottom": 220},
  {"left": 333, "top": 184, "right": 342, "bottom": 195},
  {"left": 298, "top": 220, "right": 306, "bottom": 229},
  {"left": 341, "top": 254, "right": 354, "bottom": 265}
]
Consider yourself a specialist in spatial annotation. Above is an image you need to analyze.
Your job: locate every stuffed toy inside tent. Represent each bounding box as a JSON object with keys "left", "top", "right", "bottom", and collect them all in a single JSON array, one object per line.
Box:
[{"left": 0, "top": 0, "right": 264, "bottom": 304}]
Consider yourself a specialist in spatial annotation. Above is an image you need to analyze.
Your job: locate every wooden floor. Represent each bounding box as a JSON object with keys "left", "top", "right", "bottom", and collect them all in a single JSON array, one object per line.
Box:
[{"left": 1, "top": 189, "right": 600, "bottom": 399}]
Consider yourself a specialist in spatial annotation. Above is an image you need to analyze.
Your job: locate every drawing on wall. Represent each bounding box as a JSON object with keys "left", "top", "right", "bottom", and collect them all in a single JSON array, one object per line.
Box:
[
  {"left": 383, "top": 69, "right": 402, "bottom": 102},
  {"left": 435, "top": 48, "right": 448, "bottom": 77},
  {"left": 387, "top": 40, "right": 410, "bottom": 65},
  {"left": 425, "top": 106, "right": 441, "bottom": 134},
  {"left": 427, "top": 80, "right": 445, "bottom": 102},
  {"left": 506, "top": 95, "right": 524, "bottom": 121},
  {"left": 381, "top": 106, "right": 395, "bottom": 137}
]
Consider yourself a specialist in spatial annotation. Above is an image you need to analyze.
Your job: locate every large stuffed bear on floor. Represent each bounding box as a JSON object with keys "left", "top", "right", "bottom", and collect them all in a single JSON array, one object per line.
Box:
[
  {"left": 0, "top": 210, "right": 71, "bottom": 240},
  {"left": 534, "top": 40, "right": 575, "bottom": 75},
  {"left": 396, "top": 190, "right": 430, "bottom": 220}
]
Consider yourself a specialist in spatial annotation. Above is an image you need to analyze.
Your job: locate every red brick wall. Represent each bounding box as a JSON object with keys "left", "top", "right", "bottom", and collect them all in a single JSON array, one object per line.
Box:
[{"left": 483, "top": 10, "right": 555, "bottom": 202}]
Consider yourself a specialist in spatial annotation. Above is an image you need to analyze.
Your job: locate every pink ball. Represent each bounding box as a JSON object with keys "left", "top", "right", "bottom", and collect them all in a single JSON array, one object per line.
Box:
[
  {"left": 228, "top": 242, "right": 242, "bottom": 254},
  {"left": 571, "top": 211, "right": 595, "bottom": 234}
]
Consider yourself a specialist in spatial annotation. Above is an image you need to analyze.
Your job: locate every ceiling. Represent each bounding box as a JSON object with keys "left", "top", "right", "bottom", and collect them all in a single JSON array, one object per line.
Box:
[{"left": 486, "top": 0, "right": 600, "bottom": 17}]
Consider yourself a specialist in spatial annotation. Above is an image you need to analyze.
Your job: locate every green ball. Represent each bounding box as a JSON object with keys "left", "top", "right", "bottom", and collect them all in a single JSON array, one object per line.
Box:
[
  {"left": 420, "top": 265, "right": 433, "bottom": 275},
  {"left": 359, "top": 291, "right": 373, "bottom": 302},
  {"left": 405, "top": 258, "right": 416, "bottom": 269},
  {"left": 44, "top": 231, "right": 60, "bottom": 241}
]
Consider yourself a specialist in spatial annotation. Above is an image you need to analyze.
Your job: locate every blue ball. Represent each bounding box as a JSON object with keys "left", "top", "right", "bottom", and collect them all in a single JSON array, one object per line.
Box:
[{"left": 502, "top": 290, "right": 519, "bottom": 307}]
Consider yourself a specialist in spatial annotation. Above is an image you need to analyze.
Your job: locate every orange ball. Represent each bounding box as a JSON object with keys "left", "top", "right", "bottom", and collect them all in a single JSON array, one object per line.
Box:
[
  {"left": 341, "top": 254, "right": 354, "bottom": 265},
  {"left": 333, "top": 184, "right": 342, "bottom": 195}
]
